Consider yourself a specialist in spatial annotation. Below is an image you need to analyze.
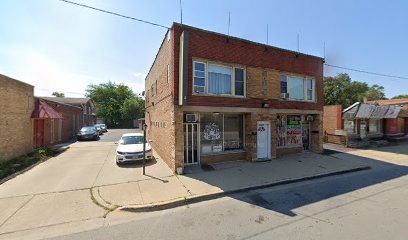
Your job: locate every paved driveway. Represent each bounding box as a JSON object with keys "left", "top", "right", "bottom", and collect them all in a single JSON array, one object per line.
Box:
[{"left": 0, "top": 129, "right": 173, "bottom": 239}]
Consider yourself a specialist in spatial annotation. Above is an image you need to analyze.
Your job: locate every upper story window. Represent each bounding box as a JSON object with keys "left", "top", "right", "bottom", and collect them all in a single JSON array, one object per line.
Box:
[
  {"left": 151, "top": 84, "right": 154, "bottom": 96},
  {"left": 193, "top": 62, "right": 205, "bottom": 94},
  {"left": 280, "top": 74, "right": 315, "bottom": 102},
  {"left": 88, "top": 106, "right": 91, "bottom": 114},
  {"left": 234, "top": 68, "right": 244, "bottom": 96},
  {"left": 208, "top": 65, "right": 232, "bottom": 95},
  {"left": 193, "top": 60, "right": 245, "bottom": 97}
]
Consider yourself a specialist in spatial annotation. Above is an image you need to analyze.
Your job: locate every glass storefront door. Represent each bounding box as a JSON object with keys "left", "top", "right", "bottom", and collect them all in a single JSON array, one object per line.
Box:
[{"left": 184, "top": 123, "right": 199, "bottom": 165}]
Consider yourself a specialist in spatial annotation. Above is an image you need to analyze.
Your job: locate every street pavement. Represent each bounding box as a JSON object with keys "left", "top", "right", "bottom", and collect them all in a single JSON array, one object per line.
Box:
[
  {"left": 0, "top": 132, "right": 407, "bottom": 240},
  {"left": 51, "top": 161, "right": 408, "bottom": 240}
]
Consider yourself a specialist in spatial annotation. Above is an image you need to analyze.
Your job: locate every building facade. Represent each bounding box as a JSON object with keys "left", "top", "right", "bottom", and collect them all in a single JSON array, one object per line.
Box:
[
  {"left": 32, "top": 98, "right": 84, "bottom": 148},
  {"left": 145, "top": 23, "right": 324, "bottom": 172},
  {"left": 0, "top": 74, "right": 35, "bottom": 162},
  {"left": 40, "top": 97, "right": 96, "bottom": 127}
]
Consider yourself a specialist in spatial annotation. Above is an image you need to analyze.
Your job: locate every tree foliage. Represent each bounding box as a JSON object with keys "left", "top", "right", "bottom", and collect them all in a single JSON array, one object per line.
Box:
[
  {"left": 392, "top": 94, "right": 408, "bottom": 99},
  {"left": 324, "top": 73, "right": 386, "bottom": 107},
  {"left": 85, "top": 82, "right": 144, "bottom": 128},
  {"left": 52, "top": 91, "right": 65, "bottom": 97}
]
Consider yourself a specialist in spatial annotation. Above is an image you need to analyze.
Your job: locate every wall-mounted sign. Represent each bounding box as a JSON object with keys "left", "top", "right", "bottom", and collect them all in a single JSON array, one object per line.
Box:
[{"left": 203, "top": 123, "right": 221, "bottom": 140}]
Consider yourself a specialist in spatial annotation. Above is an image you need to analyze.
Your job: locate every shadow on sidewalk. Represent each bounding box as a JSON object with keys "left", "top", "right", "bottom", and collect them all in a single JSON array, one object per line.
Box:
[{"left": 183, "top": 145, "right": 408, "bottom": 217}]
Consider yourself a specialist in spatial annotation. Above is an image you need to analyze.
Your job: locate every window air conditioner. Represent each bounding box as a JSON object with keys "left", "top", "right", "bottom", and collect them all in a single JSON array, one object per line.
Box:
[
  {"left": 186, "top": 114, "right": 198, "bottom": 123},
  {"left": 280, "top": 93, "right": 289, "bottom": 99}
]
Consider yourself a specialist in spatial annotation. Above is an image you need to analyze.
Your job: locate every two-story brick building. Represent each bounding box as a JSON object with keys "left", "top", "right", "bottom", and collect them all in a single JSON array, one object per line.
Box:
[{"left": 145, "top": 23, "right": 324, "bottom": 172}]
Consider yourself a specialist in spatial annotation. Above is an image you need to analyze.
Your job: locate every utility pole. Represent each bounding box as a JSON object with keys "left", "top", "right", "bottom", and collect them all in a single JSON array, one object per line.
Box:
[{"left": 143, "top": 124, "right": 147, "bottom": 175}]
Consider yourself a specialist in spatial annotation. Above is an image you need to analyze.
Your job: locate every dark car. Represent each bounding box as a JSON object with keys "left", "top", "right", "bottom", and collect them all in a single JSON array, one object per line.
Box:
[
  {"left": 93, "top": 124, "right": 103, "bottom": 135},
  {"left": 100, "top": 124, "right": 107, "bottom": 132},
  {"left": 77, "top": 126, "right": 99, "bottom": 141}
]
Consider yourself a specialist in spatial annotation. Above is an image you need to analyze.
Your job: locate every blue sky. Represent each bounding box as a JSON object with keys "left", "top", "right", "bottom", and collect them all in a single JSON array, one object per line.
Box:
[{"left": 0, "top": 0, "right": 407, "bottom": 98}]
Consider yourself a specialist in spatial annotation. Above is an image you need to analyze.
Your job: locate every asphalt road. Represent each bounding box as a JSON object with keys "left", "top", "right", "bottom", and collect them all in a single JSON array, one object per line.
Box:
[
  {"left": 98, "top": 128, "right": 141, "bottom": 142},
  {"left": 50, "top": 163, "right": 408, "bottom": 240}
]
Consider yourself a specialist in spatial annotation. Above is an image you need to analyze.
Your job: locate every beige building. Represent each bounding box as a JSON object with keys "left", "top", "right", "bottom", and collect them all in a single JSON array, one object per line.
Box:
[{"left": 0, "top": 74, "right": 35, "bottom": 162}]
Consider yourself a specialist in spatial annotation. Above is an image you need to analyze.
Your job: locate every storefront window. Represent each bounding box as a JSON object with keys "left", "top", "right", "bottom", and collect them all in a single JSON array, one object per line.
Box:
[
  {"left": 287, "top": 115, "right": 302, "bottom": 145},
  {"left": 200, "top": 113, "right": 244, "bottom": 154},
  {"left": 344, "top": 120, "right": 355, "bottom": 133},
  {"left": 224, "top": 114, "right": 243, "bottom": 150},
  {"left": 277, "top": 115, "right": 303, "bottom": 147},
  {"left": 369, "top": 119, "right": 380, "bottom": 133},
  {"left": 200, "top": 114, "right": 224, "bottom": 154}
]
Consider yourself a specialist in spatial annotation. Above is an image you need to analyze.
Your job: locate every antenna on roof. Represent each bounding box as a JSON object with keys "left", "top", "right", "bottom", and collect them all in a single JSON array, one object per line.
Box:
[
  {"left": 179, "top": 0, "right": 183, "bottom": 27},
  {"left": 297, "top": 33, "right": 300, "bottom": 52},
  {"left": 227, "top": 12, "right": 231, "bottom": 39},
  {"left": 266, "top": 24, "right": 269, "bottom": 45},
  {"left": 323, "top": 42, "right": 326, "bottom": 59}
]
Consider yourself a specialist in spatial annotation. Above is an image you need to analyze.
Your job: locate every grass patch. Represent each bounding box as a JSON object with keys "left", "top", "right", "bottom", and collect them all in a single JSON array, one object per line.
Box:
[{"left": 0, "top": 146, "right": 58, "bottom": 181}]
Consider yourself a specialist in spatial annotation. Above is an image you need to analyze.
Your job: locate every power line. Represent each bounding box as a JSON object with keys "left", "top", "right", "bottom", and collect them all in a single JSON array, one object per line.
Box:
[
  {"left": 325, "top": 63, "right": 408, "bottom": 80},
  {"left": 58, "top": 0, "right": 169, "bottom": 29}
]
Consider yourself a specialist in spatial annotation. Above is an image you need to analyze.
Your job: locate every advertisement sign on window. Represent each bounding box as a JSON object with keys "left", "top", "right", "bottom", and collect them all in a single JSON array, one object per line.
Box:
[{"left": 287, "top": 115, "right": 302, "bottom": 145}]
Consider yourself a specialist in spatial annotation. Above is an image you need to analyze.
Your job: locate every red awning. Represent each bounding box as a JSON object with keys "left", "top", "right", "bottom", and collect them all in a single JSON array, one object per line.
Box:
[{"left": 31, "top": 99, "right": 63, "bottom": 119}]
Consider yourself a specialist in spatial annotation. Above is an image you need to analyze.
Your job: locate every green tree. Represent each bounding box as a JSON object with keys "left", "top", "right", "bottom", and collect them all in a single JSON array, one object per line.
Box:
[
  {"left": 364, "top": 84, "right": 386, "bottom": 101},
  {"left": 392, "top": 94, "right": 408, "bottom": 99},
  {"left": 85, "top": 82, "right": 144, "bottom": 128},
  {"left": 324, "top": 73, "right": 386, "bottom": 107},
  {"left": 52, "top": 91, "right": 65, "bottom": 97}
]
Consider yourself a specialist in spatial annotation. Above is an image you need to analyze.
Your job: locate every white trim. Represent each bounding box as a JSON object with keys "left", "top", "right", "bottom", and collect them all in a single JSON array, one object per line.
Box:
[
  {"left": 257, "top": 121, "right": 271, "bottom": 160},
  {"left": 280, "top": 74, "right": 316, "bottom": 103},
  {"left": 192, "top": 59, "right": 247, "bottom": 98}
]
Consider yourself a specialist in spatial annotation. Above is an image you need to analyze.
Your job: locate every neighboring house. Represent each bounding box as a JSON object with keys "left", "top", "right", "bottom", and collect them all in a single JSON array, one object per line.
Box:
[
  {"left": 145, "top": 23, "right": 324, "bottom": 172},
  {"left": 40, "top": 97, "right": 96, "bottom": 126},
  {"left": 366, "top": 98, "right": 408, "bottom": 136},
  {"left": 0, "top": 74, "right": 35, "bottom": 162},
  {"left": 323, "top": 101, "right": 406, "bottom": 147},
  {"left": 32, "top": 98, "right": 83, "bottom": 148}
]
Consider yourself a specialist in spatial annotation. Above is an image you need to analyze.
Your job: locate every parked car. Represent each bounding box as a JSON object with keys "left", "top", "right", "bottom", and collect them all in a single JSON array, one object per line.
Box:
[
  {"left": 77, "top": 126, "right": 99, "bottom": 141},
  {"left": 93, "top": 124, "right": 103, "bottom": 135},
  {"left": 115, "top": 133, "right": 152, "bottom": 165},
  {"left": 100, "top": 124, "right": 107, "bottom": 132}
]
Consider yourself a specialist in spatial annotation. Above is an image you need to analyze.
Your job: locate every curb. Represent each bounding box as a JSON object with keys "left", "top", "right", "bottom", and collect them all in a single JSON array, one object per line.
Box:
[{"left": 118, "top": 165, "right": 371, "bottom": 213}]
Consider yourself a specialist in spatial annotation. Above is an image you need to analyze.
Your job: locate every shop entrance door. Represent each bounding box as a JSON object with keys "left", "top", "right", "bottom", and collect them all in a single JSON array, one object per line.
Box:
[
  {"left": 257, "top": 121, "right": 271, "bottom": 160},
  {"left": 302, "top": 122, "right": 311, "bottom": 150},
  {"left": 184, "top": 123, "right": 199, "bottom": 165}
]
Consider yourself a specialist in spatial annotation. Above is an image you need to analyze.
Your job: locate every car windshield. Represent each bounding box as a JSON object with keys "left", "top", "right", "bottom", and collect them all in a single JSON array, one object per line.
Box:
[
  {"left": 120, "top": 136, "right": 144, "bottom": 145},
  {"left": 81, "top": 127, "right": 95, "bottom": 132},
  {"left": 101, "top": 124, "right": 106, "bottom": 127}
]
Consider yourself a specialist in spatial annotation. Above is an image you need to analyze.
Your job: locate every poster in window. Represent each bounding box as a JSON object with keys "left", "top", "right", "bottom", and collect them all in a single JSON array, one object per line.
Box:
[
  {"left": 277, "top": 115, "right": 287, "bottom": 146},
  {"left": 287, "top": 115, "right": 302, "bottom": 145}
]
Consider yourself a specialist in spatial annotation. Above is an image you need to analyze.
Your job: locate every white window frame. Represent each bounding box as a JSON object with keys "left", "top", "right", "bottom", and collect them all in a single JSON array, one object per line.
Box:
[
  {"left": 369, "top": 119, "right": 380, "bottom": 134},
  {"left": 281, "top": 74, "right": 316, "bottom": 102},
  {"left": 192, "top": 60, "right": 246, "bottom": 98},
  {"left": 193, "top": 61, "right": 206, "bottom": 94}
]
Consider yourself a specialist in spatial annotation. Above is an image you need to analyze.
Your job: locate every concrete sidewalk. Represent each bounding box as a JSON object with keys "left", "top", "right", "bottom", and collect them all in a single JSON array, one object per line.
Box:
[{"left": 95, "top": 152, "right": 370, "bottom": 212}]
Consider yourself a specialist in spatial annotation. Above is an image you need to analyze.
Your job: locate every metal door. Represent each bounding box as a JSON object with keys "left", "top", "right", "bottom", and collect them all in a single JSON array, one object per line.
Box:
[
  {"left": 302, "top": 122, "right": 311, "bottom": 150},
  {"left": 257, "top": 121, "right": 271, "bottom": 160},
  {"left": 184, "top": 123, "right": 199, "bottom": 165}
]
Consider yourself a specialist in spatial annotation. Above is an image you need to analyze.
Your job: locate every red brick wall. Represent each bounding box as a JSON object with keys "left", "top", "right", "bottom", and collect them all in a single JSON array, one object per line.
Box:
[
  {"left": 323, "top": 105, "right": 343, "bottom": 134},
  {"left": 172, "top": 24, "right": 324, "bottom": 111},
  {"left": 41, "top": 99, "right": 83, "bottom": 144}
]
